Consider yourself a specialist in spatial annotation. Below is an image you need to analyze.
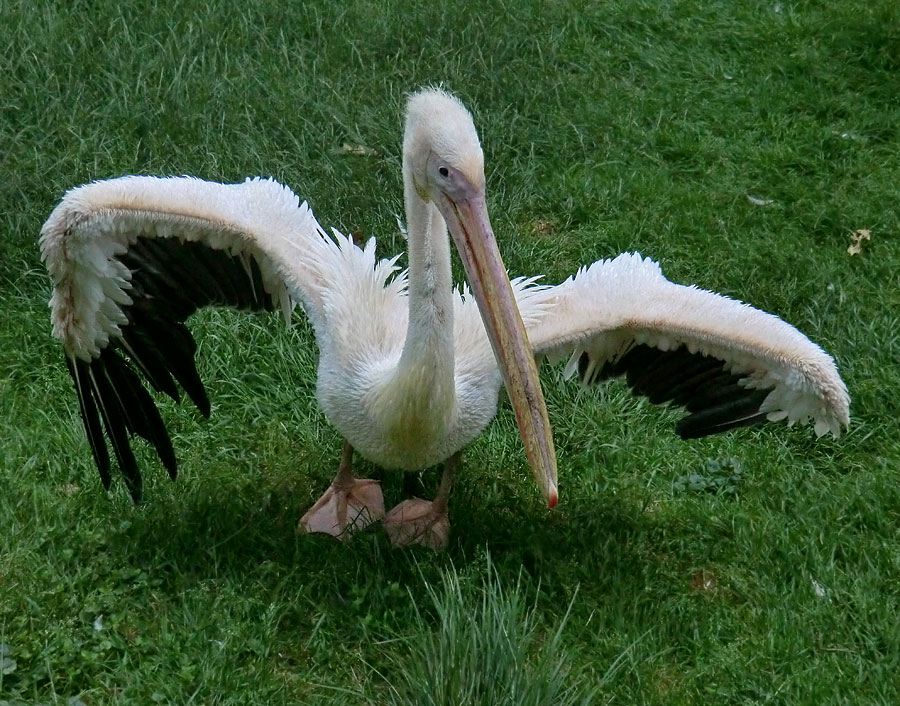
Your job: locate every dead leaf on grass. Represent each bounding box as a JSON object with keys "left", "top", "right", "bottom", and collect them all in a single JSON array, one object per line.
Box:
[
  {"left": 340, "top": 143, "right": 378, "bottom": 157},
  {"left": 530, "top": 219, "right": 555, "bottom": 237},
  {"left": 847, "top": 228, "right": 870, "bottom": 256},
  {"left": 691, "top": 569, "right": 717, "bottom": 592}
]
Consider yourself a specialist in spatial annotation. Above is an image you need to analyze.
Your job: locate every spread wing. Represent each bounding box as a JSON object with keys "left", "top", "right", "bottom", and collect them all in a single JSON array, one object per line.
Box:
[
  {"left": 40, "top": 175, "right": 340, "bottom": 500},
  {"left": 525, "top": 253, "right": 849, "bottom": 440}
]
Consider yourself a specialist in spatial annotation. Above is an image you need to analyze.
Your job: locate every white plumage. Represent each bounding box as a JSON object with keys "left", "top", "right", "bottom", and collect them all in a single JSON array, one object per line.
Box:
[
  {"left": 528, "top": 252, "right": 848, "bottom": 438},
  {"left": 40, "top": 89, "right": 849, "bottom": 548},
  {"left": 42, "top": 176, "right": 322, "bottom": 359}
]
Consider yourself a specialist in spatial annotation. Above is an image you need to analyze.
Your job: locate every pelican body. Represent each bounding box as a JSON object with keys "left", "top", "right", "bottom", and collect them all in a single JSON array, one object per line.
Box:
[{"left": 39, "top": 89, "right": 849, "bottom": 548}]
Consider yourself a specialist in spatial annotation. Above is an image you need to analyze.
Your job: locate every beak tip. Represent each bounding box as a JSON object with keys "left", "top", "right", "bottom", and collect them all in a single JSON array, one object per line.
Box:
[{"left": 547, "top": 488, "right": 558, "bottom": 509}]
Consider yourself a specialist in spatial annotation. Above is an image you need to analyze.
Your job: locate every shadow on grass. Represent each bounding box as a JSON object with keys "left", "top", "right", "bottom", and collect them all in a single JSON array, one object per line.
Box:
[{"left": 80, "top": 463, "right": 660, "bottom": 607}]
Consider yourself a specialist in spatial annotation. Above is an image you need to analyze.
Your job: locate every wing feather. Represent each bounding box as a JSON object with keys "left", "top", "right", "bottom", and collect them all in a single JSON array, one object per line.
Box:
[
  {"left": 526, "top": 252, "right": 849, "bottom": 439},
  {"left": 67, "top": 357, "right": 110, "bottom": 486},
  {"left": 87, "top": 360, "right": 141, "bottom": 497},
  {"left": 40, "top": 175, "right": 337, "bottom": 500}
]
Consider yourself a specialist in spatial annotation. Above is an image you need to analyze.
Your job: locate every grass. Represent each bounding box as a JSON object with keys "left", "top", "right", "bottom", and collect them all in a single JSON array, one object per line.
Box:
[
  {"left": 2, "top": 0, "right": 899, "bottom": 703},
  {"left": 338, "top": 558, "right": 606, "bottom": 706}
]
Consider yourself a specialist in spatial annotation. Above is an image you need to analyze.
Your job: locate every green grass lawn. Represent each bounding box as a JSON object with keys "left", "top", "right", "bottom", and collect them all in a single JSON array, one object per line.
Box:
[{"left": 2, "top": 0, "right": 899, "bottom": 703}]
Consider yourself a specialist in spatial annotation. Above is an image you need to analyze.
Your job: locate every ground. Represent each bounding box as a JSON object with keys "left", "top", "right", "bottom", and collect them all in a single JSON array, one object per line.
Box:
[{"left": 1, "top": 1, "right": 899, "bottom": 703}]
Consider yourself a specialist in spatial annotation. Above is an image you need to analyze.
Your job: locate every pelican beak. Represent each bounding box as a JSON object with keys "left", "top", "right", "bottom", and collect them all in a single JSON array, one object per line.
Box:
[{"left": 434, "top": 182, "right": 559, "bottom": 509}]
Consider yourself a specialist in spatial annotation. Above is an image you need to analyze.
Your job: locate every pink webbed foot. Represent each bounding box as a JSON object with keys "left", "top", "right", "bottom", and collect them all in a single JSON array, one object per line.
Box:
[
  {"left": 299, "top": 478, "right": 385, "bottom": 540},
  {"left": 384, "top": 498, "right": 450, "bottom": 550},
  {"left": 298, "top": 442, "right": 384, "bottom": 541},
  {"left": 384, "top": 454, "right": 458, "bottom": 550}
]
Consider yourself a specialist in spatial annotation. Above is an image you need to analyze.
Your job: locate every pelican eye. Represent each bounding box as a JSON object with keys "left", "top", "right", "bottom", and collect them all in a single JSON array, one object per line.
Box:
[{"left": 438, "top": 166, "right": 449, "bottom": 178}]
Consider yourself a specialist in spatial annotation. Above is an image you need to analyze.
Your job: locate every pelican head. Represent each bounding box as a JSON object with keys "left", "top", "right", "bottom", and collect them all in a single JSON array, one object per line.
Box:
[
  {"left": 403, "top": 89, "right": 485, "bottom": 198},
  {"left": 403, "top": 88, "right": 559, "bottom": 508}
]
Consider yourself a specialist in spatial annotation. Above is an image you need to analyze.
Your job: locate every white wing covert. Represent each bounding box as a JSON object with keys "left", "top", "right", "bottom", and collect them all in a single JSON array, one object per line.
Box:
[
  {"left": 526, "top": 253, "right": 849, "bottom": 440},
  {"left": 40, "top": 175, "right": 336, "bottom": 500}
]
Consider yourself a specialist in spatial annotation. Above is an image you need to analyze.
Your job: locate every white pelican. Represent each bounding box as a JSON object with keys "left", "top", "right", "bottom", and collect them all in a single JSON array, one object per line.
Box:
[{"left": 40, "top": 88, "right": 849, "bottom": 549}]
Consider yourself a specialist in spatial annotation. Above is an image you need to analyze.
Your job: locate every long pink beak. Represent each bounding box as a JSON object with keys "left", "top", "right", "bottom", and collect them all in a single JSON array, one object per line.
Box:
[{"left": 436, "top": 187, "right": 558, "bottom": 508}]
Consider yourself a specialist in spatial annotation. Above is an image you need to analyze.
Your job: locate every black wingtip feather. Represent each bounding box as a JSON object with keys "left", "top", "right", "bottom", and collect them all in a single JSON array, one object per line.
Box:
[
  {"left": 675, "top": 389, "right": 771, "bottom": 439},
  {"left": 67, "top": 356, "right": 111, "bottom": 489},
  {"left": 128, "top": 311, "right": 211, "bottom": 417},
  {"left": 104, "top": 349, "right": 179, "bottom": 480},
  {"left": 88, "top": 359, "right": 143, "bottom": 502},
  {"left": 578, "top": 343, "right": 777, "bottom": 440},
  {"left": 120, "top": 328, "right": 181, "bottom": 402},
  {"left": 156, "top": 319, "right": 211, "bottom": 417},
  {"left": 676, "top": 411, "right": 769, "bottom": 439},
  {"left": 65, "top": 235, "right": 281, "bottom": 499}
]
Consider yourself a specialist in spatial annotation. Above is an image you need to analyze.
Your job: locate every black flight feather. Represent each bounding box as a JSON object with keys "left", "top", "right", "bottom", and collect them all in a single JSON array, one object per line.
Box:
[
  {"left": 579, "top": 343, "right": 775, "bottom": 440},
  {"left": 662, "top": 365, "right": 734, "bottom": 407},
  {"left": 619, "top": 344, "right": 665, "bottom": 385},
  {"left": 151, "top": 320, "right": 210, "bottom": 417},
  {"left": 88, "top": 360, "right": 142, "bottom": 501},
  {"left": 682, "top": 379, "right": 756, "bottom": 413},
  {"left": 67, "top": 356, "right": 111, "bottom": 489},
  {"left": 676, "top": 390, "right": 771, "bottom": 439},
  {"left": 643, "top": 355, "right": 724, "bottom": 404},
  {"left": 103, "top": 348, "right": 178, "bottom": 479},
  {"left": 124, "top": 306, "right": 211, "bottom": 416},
  {"left": 67, "top": 233, "right": 278, "bottom": 502},
  {"left": 119, "top": 328, "right": 181, "bottom": 401}
]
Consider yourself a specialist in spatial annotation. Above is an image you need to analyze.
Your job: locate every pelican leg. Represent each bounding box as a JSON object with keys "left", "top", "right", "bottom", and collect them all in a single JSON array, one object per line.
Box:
[
  {"left": 384, "top": 453, "right": 458, "bottom": 550},
  {"left": 299, "top": 441, "right": 385, "bottom": 540}
]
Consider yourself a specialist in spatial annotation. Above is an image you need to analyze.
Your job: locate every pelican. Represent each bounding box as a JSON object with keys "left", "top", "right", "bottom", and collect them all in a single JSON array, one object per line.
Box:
[{"left": 40, "top": 88, "right": 849, "bottom": 548}]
